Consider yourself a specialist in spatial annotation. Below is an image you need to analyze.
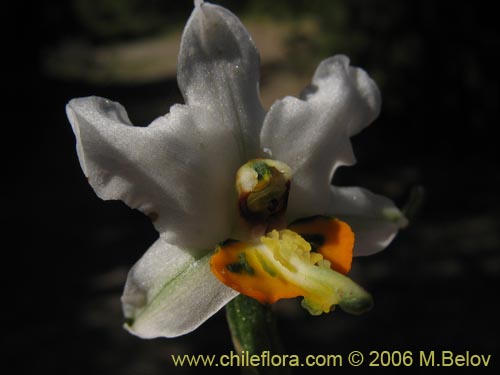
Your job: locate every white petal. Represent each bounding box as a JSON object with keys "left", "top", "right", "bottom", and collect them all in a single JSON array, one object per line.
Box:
[
  {"left": 329, "top": 186, "right": 408, "bottom": 256},
  {"left": 301, "top": 55, "right": 381, "bottom": 136},
  {"left": 122, "top": 238, "right": 238, "bottom": 338},
  {"left": 178, "top": 1, "right": 265, "bottom": 160},
  {"left": 261, "top": 55, "right": 381, "bottom": 220},
  {"left": 66, "top": 96, "right": 241, "bottom": 251}
]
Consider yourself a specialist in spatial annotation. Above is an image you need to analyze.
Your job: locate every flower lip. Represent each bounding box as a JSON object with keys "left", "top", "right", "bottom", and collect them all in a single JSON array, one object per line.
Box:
[{"left": 210, "top": 226, "right": 372, "bottom": 316}]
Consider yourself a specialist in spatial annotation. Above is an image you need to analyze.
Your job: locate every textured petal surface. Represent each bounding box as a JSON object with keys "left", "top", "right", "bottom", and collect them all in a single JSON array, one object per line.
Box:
[
  {"left": 122, "top": 238, "right": 238, "bottom": 338},
  {"left": 329, "top": 186, "right": 408, "bottom": 256},
  {"left": 260, "top": 55, "right": 381, "bottom": 220},
  {"left": 66, "top": 96, "right": 241, "bottom": 251},
  {"left": 178, "top": 1, "right": 265, "bottom": 160}
]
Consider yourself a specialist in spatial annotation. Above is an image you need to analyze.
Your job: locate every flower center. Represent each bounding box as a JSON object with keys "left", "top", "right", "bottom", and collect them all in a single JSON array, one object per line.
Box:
[
  {"left": 209, "top": 158, "right": 373, "bottom": 316},
  {"left": 235, "top": 159, "right": 291, "bottom": 237}
]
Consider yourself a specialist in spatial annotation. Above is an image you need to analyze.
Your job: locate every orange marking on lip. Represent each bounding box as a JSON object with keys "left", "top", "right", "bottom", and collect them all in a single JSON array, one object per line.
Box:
[
  {"left": 288, "top": 216, "right": 354, "bottom": 274},
  {"left": 210, "top": 239, "right": 304, "bottom": 304}
]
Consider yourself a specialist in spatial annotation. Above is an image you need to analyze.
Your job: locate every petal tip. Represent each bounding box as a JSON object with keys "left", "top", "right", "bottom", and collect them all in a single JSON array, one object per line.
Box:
[
  {"left": 382, "top": 206, "right": 409, "bottom": 228},
  {"left": 180, "top": 1, "right": 258, "bottom": 71},
  {"left": 122, "top": 319, "right": 155, "bottom": 340}
]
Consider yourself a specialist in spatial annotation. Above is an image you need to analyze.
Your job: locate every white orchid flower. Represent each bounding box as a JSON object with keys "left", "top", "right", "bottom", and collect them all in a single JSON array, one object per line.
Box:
[{"left": 66, "top": 0, "right": 407, "bottom": 339}]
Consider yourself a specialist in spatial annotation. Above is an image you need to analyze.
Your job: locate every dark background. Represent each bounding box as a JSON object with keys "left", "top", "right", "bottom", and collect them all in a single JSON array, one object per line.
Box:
[{"left": 7, "top": 0, "right": 499, "bottom": 373}]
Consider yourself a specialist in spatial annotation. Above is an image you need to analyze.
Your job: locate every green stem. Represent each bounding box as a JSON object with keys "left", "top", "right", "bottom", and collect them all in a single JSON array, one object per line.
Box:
[{"left": 226, "top": 295, "right": 289, "bottom": 375}]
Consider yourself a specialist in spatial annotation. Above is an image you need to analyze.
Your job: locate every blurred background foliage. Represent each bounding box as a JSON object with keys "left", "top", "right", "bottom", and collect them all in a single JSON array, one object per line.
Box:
[
  {"left": 10, "top": 0, "right": 499, "bottom": 374},
  {"left": 41, "top": 0, "right": 497, "bottom": 136}
]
